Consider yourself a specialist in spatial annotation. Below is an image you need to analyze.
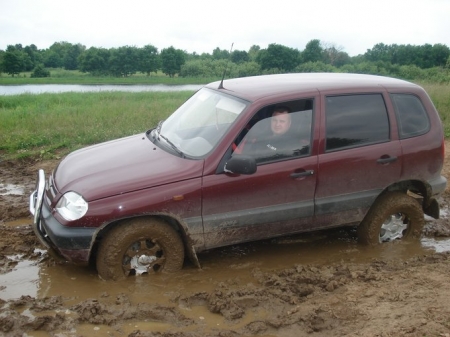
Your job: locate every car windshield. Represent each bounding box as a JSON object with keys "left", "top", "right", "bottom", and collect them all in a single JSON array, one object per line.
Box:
[{"left": 155, "top": 88, "right": 248, "bottom": 157}]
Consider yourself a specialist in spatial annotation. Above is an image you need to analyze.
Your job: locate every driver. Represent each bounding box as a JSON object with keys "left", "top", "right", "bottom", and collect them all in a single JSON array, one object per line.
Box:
[{"left": 235, "top": 106, "right": 296, "bottom": 162}]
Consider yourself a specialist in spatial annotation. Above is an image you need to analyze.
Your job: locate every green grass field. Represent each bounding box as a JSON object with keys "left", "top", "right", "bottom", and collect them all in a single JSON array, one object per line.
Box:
[
  {"left": 0, "top": 82, "right": 449, "bottom": 161},
  {"left": 417, "top": 82, "right": 450, "bottom": 137},
  {"left": 0, "top": 91, "right": 193, "bottom": 160}
]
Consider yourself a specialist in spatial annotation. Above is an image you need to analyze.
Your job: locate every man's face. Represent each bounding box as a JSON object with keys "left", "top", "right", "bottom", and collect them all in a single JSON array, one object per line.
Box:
[{"left": 271, "top": 112, "right": 291, "bottom": 135}]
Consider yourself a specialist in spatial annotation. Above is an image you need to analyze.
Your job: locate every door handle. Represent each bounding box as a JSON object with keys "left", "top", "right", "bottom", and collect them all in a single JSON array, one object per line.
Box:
[
  {"left": 290, "top": 170, "right": 314, "bottom": 178},
  {"left": 377, "top": 156, "right": 397, "bottom": 164}
]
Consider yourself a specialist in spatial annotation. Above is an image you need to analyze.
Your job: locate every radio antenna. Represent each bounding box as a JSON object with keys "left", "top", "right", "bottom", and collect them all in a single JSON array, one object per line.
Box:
[{"left": 218, "top": 42, "right": 234, "bottom": 89}]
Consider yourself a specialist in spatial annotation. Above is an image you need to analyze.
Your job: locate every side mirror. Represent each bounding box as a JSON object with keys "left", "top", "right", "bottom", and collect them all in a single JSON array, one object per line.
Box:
[{"left": 224, "top": 155, "right": 257, "bottom": 175}]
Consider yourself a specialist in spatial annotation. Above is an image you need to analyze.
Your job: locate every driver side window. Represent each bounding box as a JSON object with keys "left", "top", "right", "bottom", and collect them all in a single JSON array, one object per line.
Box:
[{"left": 233, "top": 99, "right": 313, "bottom": 164}]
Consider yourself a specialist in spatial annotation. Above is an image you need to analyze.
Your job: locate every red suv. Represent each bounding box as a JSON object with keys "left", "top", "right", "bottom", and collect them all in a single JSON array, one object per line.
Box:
[{"left": 30, "top": 73, "right": 447, "bottom": 280}]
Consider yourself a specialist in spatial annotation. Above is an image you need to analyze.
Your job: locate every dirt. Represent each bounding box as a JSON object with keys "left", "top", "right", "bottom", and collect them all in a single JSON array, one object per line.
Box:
[{"left": 1, "top": 147, "right": 450, "bottom": 337}]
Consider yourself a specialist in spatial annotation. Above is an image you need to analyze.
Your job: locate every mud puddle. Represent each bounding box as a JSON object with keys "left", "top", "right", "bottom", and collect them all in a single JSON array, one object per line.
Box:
[
  {"left": 2, "top": 195, "right": 450, "bottom": 336},
  {"left": 1, "top": 218, "right": 449, "bottom": 303}
]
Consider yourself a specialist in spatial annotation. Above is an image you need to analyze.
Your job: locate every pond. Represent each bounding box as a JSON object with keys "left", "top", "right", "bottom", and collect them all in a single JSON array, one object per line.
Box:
[{"left": 0, "top": 84, "right": 203, "bottom": 95}]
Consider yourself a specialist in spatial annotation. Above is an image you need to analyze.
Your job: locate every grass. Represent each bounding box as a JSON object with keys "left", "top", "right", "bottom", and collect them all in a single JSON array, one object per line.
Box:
[
  {"left": 0, "top": 91, "right": 193, "bottom": 160},
  {"left": 1, "top": 81, "right": 449, "bottom": 161},
  {"left": 418, "top": 82, "right": 450, "bottom": 137}
]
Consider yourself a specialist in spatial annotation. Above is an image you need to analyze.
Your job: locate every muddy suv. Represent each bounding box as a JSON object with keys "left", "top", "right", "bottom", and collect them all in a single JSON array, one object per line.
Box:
[{"left": 30, "top": 73, "right": 447, "bottom": 280}]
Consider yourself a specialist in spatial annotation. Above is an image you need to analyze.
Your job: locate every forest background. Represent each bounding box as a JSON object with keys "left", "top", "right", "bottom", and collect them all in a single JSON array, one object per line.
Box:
[{"left": 1, "top": 39, "right": 450, "bottom": 83}]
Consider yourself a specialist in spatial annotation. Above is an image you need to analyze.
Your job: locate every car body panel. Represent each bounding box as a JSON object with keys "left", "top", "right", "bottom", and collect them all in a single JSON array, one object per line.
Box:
[
  {"left": 53, "top": 134, "right": 204, "bottom": 204},
  {"left": 202, "top": 155, "right": 318, "bottom": 249}
]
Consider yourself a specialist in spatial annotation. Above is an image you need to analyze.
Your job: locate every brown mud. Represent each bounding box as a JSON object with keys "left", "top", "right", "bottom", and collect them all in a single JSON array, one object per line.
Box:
[{"left": 1, "top": 146, "right": 450, "bottom": 337}]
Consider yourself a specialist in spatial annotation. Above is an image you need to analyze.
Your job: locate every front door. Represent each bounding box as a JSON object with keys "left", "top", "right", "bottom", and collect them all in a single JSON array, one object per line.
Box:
[{"left": 201, "top": 100, "right": 318, "bottom": 249}]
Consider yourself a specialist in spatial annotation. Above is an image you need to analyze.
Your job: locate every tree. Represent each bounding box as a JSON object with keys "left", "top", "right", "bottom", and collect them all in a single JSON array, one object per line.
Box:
[
  {"left": 42, "top": 50, "right": 62, "bottom": 68},
  {"left": 21, "top": 52, "right": 33, "bottom": 71},
  {"left": 109, "top": 46, "right": 139, "bottom": 77},
  {"left": 391, "top": 44, "right": 414, "bottom": 66},
  {"left": 0, "top": 50, "right": 4, "bottom": 75},
  {"left": 160, "top": 46, "right": 185, "bottom": 77},
  {"left": 212, "top": 47, "right": 230, "bottom": 60},
  {"left": 78, "top": 47, "right": 110, "bottom": 75},
  {"left": 64, "top": 43, "right": 85, "bottom": 70},
  {"left": 248, "top": 45, "right": 261, "bottom": 62},
  {"left": 23, "top": 44, "right": 41, "bottom": 71},
  {"left": 419, "top": 44, "right": 434, "bottom": 69},
  {"left": 2, "top": 45, "right": 23, "bottom": 77},
  {"left": 139, "top": 44, "right": 160, "bottom": 76},
  {"left": 256, "top": 43, "right": 299, "bottom": 72},
  {"left": 42, "top": 42, "right": 68, "bottom": 68},
  {"left": 321, "top": 42, "right": 349, "bottom": 67},
  {"left": 199, "top": 52, "right": 213, "bottom": 60},
  {"left": 231, "top": 50, "right": 249, "bottom": 64},
  {"left": 430, "top": 43, "right": 450, "bottom": 68},
  {"left": 301, "top": 39, "right": 324, "bottom": 63},
  {"left": 364, "top": 43, "right": 392, "bottom": 63}
]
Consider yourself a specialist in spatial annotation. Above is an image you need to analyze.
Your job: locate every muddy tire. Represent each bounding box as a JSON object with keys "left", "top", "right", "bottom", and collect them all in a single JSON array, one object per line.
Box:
[
  {"left": 96, "top": 218, "right": 185, "bottom": 280},
  {"left": 357, "top": 192, "right": 424, "bottom": 245}
]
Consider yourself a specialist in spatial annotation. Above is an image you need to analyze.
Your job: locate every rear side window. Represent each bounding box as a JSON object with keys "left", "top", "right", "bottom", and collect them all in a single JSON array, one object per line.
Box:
[
  {"left": 390, "top": 94, "right": 430, "bottom": 139},
  {"left": 325, "top": 94, "right": 389, "bottom": 152}
]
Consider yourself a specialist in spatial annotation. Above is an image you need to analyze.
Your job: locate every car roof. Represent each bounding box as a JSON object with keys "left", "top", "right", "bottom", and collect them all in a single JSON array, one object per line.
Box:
[{"left": 205, "top": 73, "right": 418, "bottom": 102}]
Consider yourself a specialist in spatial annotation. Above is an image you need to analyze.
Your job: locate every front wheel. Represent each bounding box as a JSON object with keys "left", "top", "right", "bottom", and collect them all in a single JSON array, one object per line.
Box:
[
  {"left": 96, "top": 218, "right": 185, "bottom": 280},
  {"left": 357, "top": 192, "right": 424, "bottom": 245}
]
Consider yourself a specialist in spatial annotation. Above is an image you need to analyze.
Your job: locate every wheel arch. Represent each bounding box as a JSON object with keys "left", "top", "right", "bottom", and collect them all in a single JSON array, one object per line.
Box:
[
  {"left": 91, "top": 213, "right": 201, "bottom": 268},
  {"left": 379, "top": 179, "right": 438, "bottom": 218}
]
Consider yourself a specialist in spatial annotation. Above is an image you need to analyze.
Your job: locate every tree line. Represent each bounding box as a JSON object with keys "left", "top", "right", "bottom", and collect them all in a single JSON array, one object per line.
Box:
[{"left": 1, "top": 40, "right": 449, "bottom": 81}]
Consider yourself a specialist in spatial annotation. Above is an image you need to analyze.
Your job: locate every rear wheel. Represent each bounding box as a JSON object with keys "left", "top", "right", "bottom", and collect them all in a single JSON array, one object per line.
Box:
[
  {"left": 357, "top": 192, "right": 424, "bottom": 245},
  {"left": 96, "top": 218, "right": 185, "bottom": 280}
]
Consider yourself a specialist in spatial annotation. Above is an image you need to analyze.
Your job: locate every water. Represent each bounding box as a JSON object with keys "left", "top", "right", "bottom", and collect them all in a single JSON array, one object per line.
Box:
[{"left": 0, "top": 84, "right": 203, "bottom": 96}]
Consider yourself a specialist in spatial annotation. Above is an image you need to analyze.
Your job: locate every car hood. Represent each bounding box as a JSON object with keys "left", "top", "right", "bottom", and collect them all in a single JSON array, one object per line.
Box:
[{"left": 54, "top": 133, "right": 204, "bottom": 201}]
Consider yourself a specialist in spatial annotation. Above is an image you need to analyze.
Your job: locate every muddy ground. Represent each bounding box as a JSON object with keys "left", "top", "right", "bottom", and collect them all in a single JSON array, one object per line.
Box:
[{"left": 1, "top": 146, "right": 450, "bottom": 337}]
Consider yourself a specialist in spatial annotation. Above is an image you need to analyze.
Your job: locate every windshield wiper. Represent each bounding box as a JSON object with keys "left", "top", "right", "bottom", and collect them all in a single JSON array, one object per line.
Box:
[
  {"left": 158, "top": 133, "right": 185, "bottom": 158},
  {"left": 153, "top": 120, "right": 185, "bottom": 157}
]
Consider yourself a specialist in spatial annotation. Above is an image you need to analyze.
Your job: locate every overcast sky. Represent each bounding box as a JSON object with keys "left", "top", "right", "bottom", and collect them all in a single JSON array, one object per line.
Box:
[{"left": 1, "top": 0, "right": 449, "bottom": 56}]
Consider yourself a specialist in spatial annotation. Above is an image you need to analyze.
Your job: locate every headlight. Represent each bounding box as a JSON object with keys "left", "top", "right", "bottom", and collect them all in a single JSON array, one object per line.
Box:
[{"left": 56, "top": 191, "right": 88, "bottom": 221}]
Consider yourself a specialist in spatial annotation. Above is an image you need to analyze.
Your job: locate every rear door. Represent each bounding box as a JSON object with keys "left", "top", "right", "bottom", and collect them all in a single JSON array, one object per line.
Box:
[{"left": 315, "top": 93, "right": 402, "bottom": 228}]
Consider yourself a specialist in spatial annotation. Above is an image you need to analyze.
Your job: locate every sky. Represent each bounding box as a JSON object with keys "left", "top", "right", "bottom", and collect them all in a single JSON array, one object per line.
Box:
[{"left": 1, "top": 0, "right": 449, "bottom": 56}]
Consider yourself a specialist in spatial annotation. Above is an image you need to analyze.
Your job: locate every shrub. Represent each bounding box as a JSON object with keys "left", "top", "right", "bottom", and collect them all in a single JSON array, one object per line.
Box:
[{"left": 30, "top": 64, "right": 50, "bottom": 78}]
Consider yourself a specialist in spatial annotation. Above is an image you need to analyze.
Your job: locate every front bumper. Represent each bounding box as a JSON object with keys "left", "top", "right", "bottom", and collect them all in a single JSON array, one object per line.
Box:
[{"left": 29, "top": 169, "right": 96, "bottom": 265}]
